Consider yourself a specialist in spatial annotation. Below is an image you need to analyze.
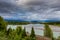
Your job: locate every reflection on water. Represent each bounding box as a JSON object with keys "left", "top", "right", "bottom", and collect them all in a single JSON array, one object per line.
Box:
[{"left": 7, "top": 24, "right": 60, "bottom": 38}]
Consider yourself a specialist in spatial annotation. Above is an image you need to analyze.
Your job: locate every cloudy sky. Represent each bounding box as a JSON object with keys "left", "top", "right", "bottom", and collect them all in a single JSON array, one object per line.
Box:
[{"left": 0, "top": 0, "right": 60, "bottom": 21}]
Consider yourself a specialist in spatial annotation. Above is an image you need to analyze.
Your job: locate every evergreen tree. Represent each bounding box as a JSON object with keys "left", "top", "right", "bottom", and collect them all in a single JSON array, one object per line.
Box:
[
  {"left": 21, "top": 27, "right": 27, "bottom": 38},
  {"left": 30, "top": 27, "right": 36, "bottom": 40},
  {"left": 11, "top": 30, "right": 19, "bottom": 40},
  {"left": 16, "top": 26, "right": 22, "bottom": 35},
  {"left": 0, "top": 16, "right": 7, "bottom": 31},
  {"left": 30, "top": 27, "right": 35, "bottom": 38},
  {"left": 6, "top": 28, "right": 12, "bottom": 36},
  {"left": 44, "top": 24, "right": 53, "bottom": 39}
]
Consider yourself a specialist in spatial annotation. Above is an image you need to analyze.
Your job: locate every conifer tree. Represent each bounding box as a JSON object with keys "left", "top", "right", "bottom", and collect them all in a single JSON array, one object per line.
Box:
[
  {"left": 16, "top": 26, "right": 22, "bottom": 35},
  {"left": 30, "top": 27, "right": 35, "bottom": 37},
  {"left": 0, "top": 16, "right": 7, "bottom": 31},
  {"left": 30, "top": 27, "right": 36, "bottom": 40},
  {"left": 44, "top": 24, "right": 53, "bottom": 39},
  {"left": 6, "top": 28, "right": 12, "bottom": 36},
  {"left": 21, "top": 27, "right": 27, "bottom": 38}
]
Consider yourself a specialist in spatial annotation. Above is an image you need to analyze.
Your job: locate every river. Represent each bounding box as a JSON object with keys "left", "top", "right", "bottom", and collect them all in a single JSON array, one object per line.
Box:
[{"left": 7, "top": 24, "right": 60, "bottom": 38}]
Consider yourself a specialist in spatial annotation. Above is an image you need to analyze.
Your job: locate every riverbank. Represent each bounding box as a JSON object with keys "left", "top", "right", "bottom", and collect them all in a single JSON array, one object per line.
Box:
[{"left": 36, "top": 35, "right": 51, "bottom": 40}]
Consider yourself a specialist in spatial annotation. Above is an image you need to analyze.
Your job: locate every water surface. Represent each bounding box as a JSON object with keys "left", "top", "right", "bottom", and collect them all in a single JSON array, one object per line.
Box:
[{"left": 7, "top": 24, "right": 60, "bottom": 38}]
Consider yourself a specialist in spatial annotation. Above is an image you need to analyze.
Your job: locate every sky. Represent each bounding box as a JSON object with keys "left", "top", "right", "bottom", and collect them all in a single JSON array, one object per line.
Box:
[{"left": 0, "top": 0, "right": 60, "bottom": 21}]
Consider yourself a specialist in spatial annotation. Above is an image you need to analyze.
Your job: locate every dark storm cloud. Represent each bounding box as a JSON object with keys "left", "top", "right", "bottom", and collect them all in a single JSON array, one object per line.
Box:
[
  {"left": 0, "top": 0, "right": 60, "bottom": 20},
  {"left": 0, "top": 0, "right": 26, "bottom": 16},
  {"left": 0, "top": 1, "right": 15, "bottom": 13},
  {"left": 16, "top": 0, "right": 60, "bottom": 20}
]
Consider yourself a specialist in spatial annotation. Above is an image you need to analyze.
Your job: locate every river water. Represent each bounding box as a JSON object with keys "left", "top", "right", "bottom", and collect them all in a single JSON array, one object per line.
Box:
[{"left": 7, "top": 24, "right": 60, "bottom": 38}]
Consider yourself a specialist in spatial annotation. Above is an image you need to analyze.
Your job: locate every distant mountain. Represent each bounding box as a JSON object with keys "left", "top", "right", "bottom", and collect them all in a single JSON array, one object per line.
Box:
[
  {"left": 4, "top": 19, "right": 60, "bottom": 23},
  {"left": 4, "top": 19, "right": 27, "bottom": 22},
  {"left": 44, "top": 19, "right": 60, "bottom": 22}
]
